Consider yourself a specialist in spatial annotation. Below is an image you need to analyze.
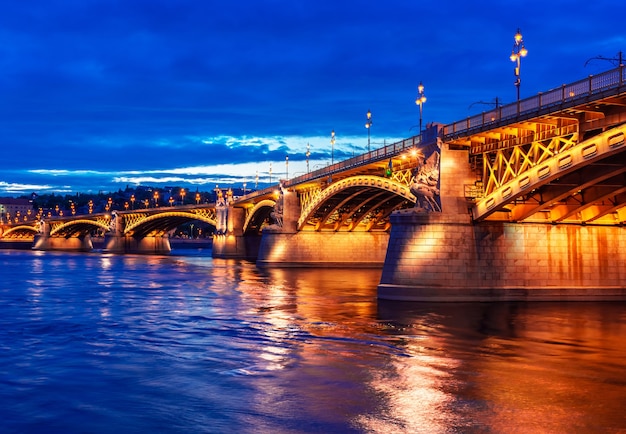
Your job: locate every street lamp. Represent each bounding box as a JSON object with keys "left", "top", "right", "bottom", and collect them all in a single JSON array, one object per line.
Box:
[
  {"left": 269, "top": 163, "right": 272, "bottom": 184},
  {"left": 285, "top": 155, "right": 289, "bottom": 180},
  {"left": 180, "top": 188, "right": 186, "bottom": 205},
  {"left": 195, "top": 192, "right": 201, "bottom": 204},
  {"left": 330, "top": 130, "right": 336, "bottom": 164},
  {"left": 306, "top": 143, "right": 311, "bottom": 173},
  {"left": 415, "top": 82, "right": 426, "bottom": 133},
  {"left": 130, "top": 194, "right": 135, "bottom": 210},
  {"left": 510, "top": 28, "right": 528, "bottom": 102},
  {"left": 365, "top": 110, "right": 372, "bottom": 152}
]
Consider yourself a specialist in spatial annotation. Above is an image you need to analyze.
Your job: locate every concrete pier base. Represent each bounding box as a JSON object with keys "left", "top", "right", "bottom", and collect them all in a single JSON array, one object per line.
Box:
[
  {"left": 378, "top": 211, "right": 626, "bottom": 301},
  {"left": 103, "top": 234, "right": 171, "bottom": 254},
  {"left": 256, "top": 230, "right": 389, "bottom": 267},
  {"left": 32, "top": 234, "right": 94, "bottom": 251},
  {"left": 212, "top": 234, "right": 260, "bottom": 260}
]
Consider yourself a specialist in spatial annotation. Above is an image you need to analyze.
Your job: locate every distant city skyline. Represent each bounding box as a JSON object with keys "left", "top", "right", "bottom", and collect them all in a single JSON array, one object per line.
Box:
[{"left": 1, "top": 1, "right": 624, "bottom": 195}]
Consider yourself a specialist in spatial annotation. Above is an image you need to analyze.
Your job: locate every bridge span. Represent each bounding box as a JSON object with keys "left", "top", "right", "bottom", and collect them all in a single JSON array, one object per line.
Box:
[{"left": 3, "top": 65, "right": 626, "bottom": 300}]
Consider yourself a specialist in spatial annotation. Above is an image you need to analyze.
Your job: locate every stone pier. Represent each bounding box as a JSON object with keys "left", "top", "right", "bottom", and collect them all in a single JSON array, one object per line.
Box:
[{"left": 378, "top": 143, "right": 626, "bottom": 301}]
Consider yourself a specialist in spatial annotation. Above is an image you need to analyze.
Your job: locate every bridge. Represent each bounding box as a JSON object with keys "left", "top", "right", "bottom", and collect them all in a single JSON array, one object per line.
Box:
[{"left": 3, "top": 65, "right": 626, "bottom": 300}]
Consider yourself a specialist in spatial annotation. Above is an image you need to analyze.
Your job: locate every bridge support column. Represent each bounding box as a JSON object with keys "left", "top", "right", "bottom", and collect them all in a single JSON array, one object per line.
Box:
[
  {"left": 378, "top": 143, "right": 626, "bottom": 301},
  {"left": 257, "top": 231, "right": 389, "bottom": 267},
  {"left": 104, "top": 233, "right": 172, "bottom": 254},
  {"left": 212, "top": 206, "right": 251, "bottom": 259}
]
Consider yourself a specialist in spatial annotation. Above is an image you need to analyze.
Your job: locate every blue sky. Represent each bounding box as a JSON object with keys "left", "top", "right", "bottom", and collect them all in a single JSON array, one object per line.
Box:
[{"left": 1, "top": 0, "right": 624, "bottom": 195}]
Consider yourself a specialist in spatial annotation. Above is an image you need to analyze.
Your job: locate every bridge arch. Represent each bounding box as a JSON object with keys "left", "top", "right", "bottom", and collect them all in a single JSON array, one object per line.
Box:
[
  {"left": 49, "top": 219, "right": 110, "bottom": 238},
  {"left": 123, "top": 210, "right": 218, "bottom": 237},
  {"left": 297, "top": 175, "right": 415, "bottom": 231},
  {"left": 1, "top": 224, "right": 38, "bottom": 239},
  {"left": 472, "top": 124, "right": 626, "bottom": 223},
  {"left": 242, "top": 199, "right": 276, "bottom": 235}
]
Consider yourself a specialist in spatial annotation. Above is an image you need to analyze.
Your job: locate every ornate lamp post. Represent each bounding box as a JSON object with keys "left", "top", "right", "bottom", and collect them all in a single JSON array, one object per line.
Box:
[
  {"left": 415, "top": 82, "right": 426, "bottom": 133},
  {"left": 306, "top": 143, "right": 311, "bottom": 173},
  {"left": 195, "top": 192, "right": 201, "bottom": 204},
  {"left": 510, "top": 28, "right": 528, "bottom": 102},
  {"left": 330, "top": 130, "right": 336, "bottom": 165},
  {"left": 365, "top": 110, "right": 372, "bottom": 152},
  {"left": 180, "top": 188, "right": 186, "bottom": 205},
  {"left": 130, "top": 194, "right": 135, "bottom": 210},
  {"left": 285, "top": 155, "right": 289, "bottom": 180}
]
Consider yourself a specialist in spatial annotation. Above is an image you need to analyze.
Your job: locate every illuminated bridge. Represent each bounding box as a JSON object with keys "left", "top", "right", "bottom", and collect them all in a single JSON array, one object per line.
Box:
[{"left": 2, "top": 65, "right": 626, "bottom": 301}]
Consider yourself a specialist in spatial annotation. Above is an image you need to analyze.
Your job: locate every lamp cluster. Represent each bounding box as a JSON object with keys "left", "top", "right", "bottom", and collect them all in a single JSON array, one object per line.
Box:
[{"left": 510, "top": 28, "right": 528, "bottom": 101}]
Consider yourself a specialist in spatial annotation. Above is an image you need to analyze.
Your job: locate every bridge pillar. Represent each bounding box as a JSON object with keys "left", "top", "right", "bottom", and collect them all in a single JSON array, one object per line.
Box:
[
  {"left": 212, "top": 206, "right": 251, "bottom": 259},
  {"left": 32, "top": 221, "right": 94, "bottom": 251},
  {"left": 378, "top": 143, "right": 626, "bottom": 301}
]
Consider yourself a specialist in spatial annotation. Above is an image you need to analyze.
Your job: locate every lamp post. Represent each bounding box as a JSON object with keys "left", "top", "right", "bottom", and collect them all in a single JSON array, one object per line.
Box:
[
  {"left": 285, "top": 155, "right": 289, "bottom": 180},
  {"left": 306, "top": 143, "right": 310, "bottom": 173},
  {"left": 365, "top": 110, "right": 372, "bottom": 152},
  {"left": 330, "top": 130, "right": 335, "bottom": 165},
  {"left": 510, "top": 28, "right": 528, "bottom": 102},
  {"left": 130, "top": 194, "right": 135, "bottom": 210},
  {"left": 415, "top": 82, "right": 426, "bottom": 133},
  {"left": 196, "top": 192, "right": 201, "bottom": 204},
  {"left": 180, "top": 188, "right": 186, "bottom": 205},
  {"left": 269, "top": 163, "right": 272, "bottom": 184}
]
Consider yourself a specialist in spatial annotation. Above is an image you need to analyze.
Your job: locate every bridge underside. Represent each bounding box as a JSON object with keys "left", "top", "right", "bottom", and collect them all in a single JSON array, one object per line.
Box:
[
  {"left": 296, "top": 176, "right": 416, "bottom": 232},
  {"left": 443, "top": 83, "right": 626, "bottom": 225}
]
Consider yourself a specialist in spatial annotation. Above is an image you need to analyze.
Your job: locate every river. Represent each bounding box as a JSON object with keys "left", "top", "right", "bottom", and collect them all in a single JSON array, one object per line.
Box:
[{"left": 1, "top": 249, "right": 625, "bottom": 433}]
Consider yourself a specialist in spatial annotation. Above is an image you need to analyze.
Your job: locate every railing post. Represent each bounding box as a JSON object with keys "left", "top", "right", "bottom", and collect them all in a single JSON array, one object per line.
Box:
[{"left": 589, "top": 74, "right": 593, "bottom": 95}]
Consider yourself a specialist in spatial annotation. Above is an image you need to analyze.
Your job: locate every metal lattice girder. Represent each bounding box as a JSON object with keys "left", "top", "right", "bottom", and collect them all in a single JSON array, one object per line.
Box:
[
  {"left": 123, "top": 209, "right": 217, "bottom": 237},
  {"left": 297, "top": 175, "right": 415, "bottom": 231},
  {"left": 242, "top": 199, "right": 275, "bottom": 235},
  {"left": 49, "top": 217, "right": 111, "bottom": 237},
  {"left": 483, "top": 128, "right": 579, "bottom": 196},
  {"left": 473, "top": 124, "right": 626, "bottom": 222},
  {"left": 0, "top": 224, "right": 38, "bottom": 239}
]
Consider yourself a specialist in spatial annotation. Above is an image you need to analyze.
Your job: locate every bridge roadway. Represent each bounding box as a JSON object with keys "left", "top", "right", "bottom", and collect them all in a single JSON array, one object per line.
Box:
[{"left": 3, "top": 65, "right": 626, "bottom": 300}]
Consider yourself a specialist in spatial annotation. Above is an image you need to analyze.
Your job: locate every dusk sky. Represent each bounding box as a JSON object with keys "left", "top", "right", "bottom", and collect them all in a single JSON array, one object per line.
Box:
[{"left": 1, "top": 0, "right": 624, "bottom": 196}]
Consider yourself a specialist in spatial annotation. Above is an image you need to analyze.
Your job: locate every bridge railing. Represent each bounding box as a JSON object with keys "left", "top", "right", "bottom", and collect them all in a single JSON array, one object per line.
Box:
[
  {"left": 248, "top": 66, "right": 625, "bottom": 193},
  {"left": 442, "top": 65, "right": 625, "bottom": 145},
  {"left": 284, "top": 134, "right": 427, "bottom": 188}
]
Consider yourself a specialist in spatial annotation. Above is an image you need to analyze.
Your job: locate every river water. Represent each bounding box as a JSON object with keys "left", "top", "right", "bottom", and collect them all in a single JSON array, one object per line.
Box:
[{"left": 1, "top": 249, "right": 625, "bottom": 433}]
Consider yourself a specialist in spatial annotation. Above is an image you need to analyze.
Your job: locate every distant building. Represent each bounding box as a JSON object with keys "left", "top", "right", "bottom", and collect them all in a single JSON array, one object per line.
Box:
[{"left": 0, "top": 197, "right": 33, "bottom": 223}]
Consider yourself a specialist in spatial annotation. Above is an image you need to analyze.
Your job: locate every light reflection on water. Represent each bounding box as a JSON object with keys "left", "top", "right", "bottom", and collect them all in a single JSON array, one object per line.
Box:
[{"left": 1, "top": 250, "right": 626, "bottom": 433}]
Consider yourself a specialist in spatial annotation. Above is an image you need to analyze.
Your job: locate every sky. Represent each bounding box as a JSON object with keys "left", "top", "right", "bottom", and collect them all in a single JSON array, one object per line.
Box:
[{"left": 1, "top": 0, "right": 625, "bottom": 196}]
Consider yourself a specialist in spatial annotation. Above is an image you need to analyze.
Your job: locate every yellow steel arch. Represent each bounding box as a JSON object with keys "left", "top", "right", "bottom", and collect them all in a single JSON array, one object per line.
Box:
[
  {"left": 2, "top": 225, "right": 38, "bottom": 238},
  {"left": 473, "top": 124, "right": 626, "bottom": 221},
  {"left": 297, "top": 175, "right": 415, "bottom": 230},
  {"left": 242, "top": 199, "right": 276, "bottom": 234},
  {"left": 50, "top": 219, "right": 110, "bottom": 237},
  {"left": 123, "top": 210, "right": 217, "bottom": 235}
]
